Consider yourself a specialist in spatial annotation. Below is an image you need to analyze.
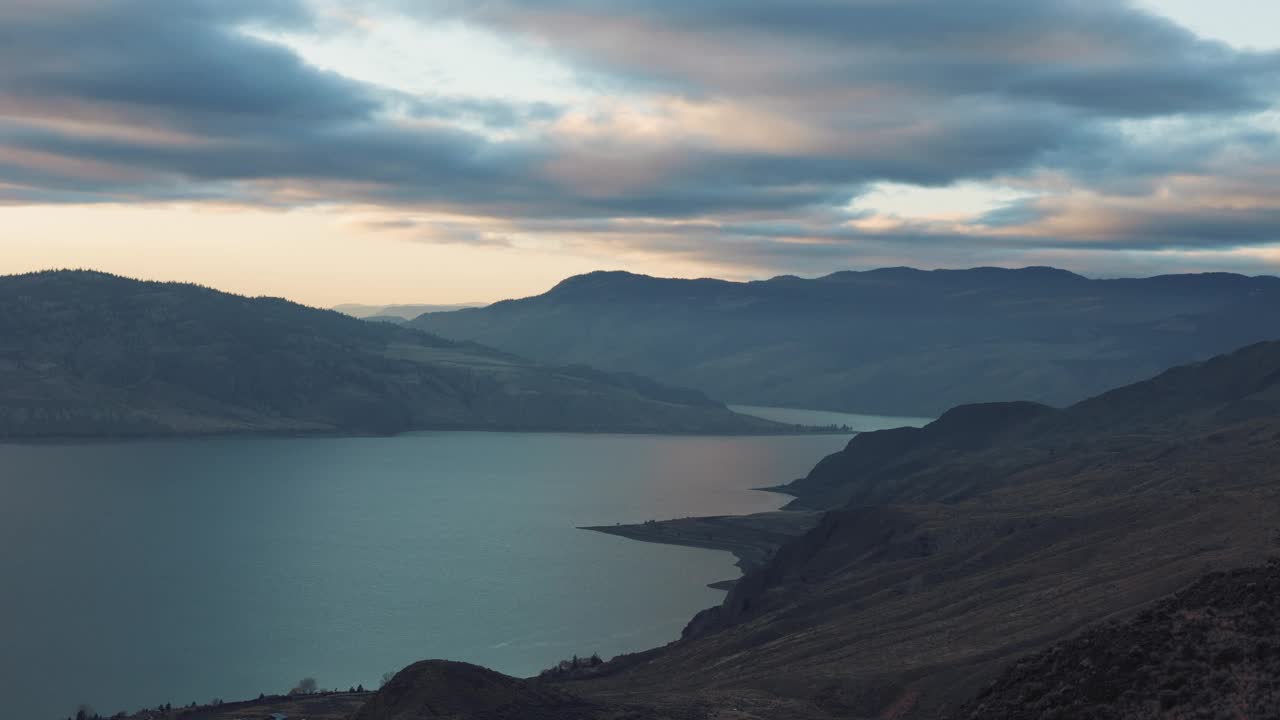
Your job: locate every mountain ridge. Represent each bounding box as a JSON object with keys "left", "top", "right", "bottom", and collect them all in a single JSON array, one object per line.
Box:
[
  {"left": 0, "top": 270, "right": 787, "bottom": 439},
  {"left": 412, "top": 267, "right": 1280, "bottom": 416}
]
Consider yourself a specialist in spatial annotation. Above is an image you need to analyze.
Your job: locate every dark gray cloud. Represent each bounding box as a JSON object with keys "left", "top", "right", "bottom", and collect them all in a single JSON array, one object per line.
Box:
[
  {"left": 0, "top": 1, "right": 366, "bottom": 131},
  {"left": 442, "top": 0, "right": 1280, "bottom": 117},
  {"left": 0, "top": 0, "right": 559, "bottom": 208},
  {"left": 0, "top": 0, "right": 1278, "bottom": 273}
]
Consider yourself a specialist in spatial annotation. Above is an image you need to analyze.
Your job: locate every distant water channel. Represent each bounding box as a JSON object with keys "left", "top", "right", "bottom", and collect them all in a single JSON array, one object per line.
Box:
[
  {"left": 0, "top": 408, "right": 928, "bottom": 719},
  {"left": 731, "top": 405, "right": 933, "bottom": 432}
]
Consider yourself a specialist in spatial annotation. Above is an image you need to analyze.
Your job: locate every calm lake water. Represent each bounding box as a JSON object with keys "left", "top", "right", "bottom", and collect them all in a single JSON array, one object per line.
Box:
[
  {"left": 0, "top": 409, "right": 926, "bottom": 719},
  {"left": 731, "top": 405, "right": 933, "bottom": 432}
]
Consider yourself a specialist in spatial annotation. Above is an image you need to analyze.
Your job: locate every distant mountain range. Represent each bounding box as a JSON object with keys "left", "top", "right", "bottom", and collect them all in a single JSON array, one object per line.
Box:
[
  {"left": 0, "top": 271, "right": 784, "bottom": 439},
  {"left": 335, "top": 302, "right": 483, "bottom": 321},
  {"left": 411, "top": 267, "right": 1280, "bottom": 416}
]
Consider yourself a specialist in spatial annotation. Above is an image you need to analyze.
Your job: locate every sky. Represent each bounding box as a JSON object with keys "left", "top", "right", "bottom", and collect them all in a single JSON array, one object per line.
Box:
[{"left": 2, "top": 0, "right": 1280, "bottom": 305}]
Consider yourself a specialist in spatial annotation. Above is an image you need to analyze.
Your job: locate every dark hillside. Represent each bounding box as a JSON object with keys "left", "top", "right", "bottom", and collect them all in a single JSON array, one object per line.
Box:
[
  {"left": 0, "top": 271, "right": 782, "bottom": 438},
  {"left": 954, "top": 560, "right": 1280, "bottom": 720}
]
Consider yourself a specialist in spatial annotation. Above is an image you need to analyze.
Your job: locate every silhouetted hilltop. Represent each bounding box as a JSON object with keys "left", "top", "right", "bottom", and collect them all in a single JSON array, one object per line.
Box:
[
  {"left": 412, "top": 267, "right": 1280, "bottom": 415},
  {"left": 351, "top": 660, "right": 700, "bottom": 720},
  {"left": 352, "top": 661, "right": 599, "bottom": 720},
  {"left": 777, "top": 401, "right": 1054, "bottom": 507},
  {"left": 0, "top": 271, "right": 784, "bottom": 438}
]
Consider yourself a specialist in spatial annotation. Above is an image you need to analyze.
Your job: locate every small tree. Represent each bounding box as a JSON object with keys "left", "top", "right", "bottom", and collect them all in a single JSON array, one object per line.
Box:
[{"left": 290, "top": 677, "right": 318, "bottom": 695}]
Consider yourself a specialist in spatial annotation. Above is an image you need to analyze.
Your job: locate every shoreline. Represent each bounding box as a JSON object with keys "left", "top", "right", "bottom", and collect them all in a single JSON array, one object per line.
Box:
[
  {"left": 580, "top": 510, "right": 822, "bottom": 589},
  {"left": 0, "top": 399, "right": 924, "bottom": 447},
  {"left": 0, "top": 422, "right": 849, "bottom": 447},
  {"left": 108, "top": 512, "right": 823, "bottom": 720},
  {"left": 38, "top": 427, "right": 839, "bottom": 719}
]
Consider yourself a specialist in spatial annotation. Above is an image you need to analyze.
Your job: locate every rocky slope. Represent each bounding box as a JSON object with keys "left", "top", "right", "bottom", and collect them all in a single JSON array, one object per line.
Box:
[
  {"left": 0, "top": 271, "right": 784, "bottom": 438},
  {"left": 411, "top": 267, "right": 1280, "bottom": 416},
  {"left": 953, "top": 561, "right": 1280, "bottom": 719}
]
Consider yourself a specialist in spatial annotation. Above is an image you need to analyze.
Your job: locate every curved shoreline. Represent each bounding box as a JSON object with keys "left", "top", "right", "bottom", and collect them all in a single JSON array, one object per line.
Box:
[{"left": 580, "top": 511, "right": 822, "bottom": 589}]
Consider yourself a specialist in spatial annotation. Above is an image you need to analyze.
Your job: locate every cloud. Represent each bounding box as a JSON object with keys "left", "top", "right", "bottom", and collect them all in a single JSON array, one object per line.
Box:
[
  {"left": 0, "top": 0, "right": 554, "bottom": 207},
  {"left": 1, "top": 0, "right": 1279, "bottom": 275},
  {"left": 444, "top": 0, "right": 1280, "bottom": 116}
]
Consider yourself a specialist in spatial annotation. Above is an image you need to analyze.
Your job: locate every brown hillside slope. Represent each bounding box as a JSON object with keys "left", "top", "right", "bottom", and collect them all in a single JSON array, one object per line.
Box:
[{"left": 953, "top": 560, "right": 1280, "bottom": 720}]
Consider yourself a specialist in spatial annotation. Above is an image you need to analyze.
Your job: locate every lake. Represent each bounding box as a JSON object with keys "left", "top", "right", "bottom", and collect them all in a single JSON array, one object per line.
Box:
[
  {"left": 0, "top": 408, "right": 928, "bottom": 719},
  {"left": 731, "top": 405, "right": 933, "bottom": 431}
]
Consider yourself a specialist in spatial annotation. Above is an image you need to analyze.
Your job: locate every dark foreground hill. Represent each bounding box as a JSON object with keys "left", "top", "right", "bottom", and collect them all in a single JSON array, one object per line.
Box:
[
  {"left": 351, "top": 660, "right": 699, "bottom": 720},
  {"left": 545, "top": 341, "right": 1280, "bottom": 718},
  {"left": 954, "top": 560, "right": 1280, "bottom": 720},
  {"left": 0, "top": 271, "right": 783, "bottom": 438},
  {"left": 353, "top": 661, "right": 603, "bottom": 720},
  {"left": 412, "top": 267, "right": 1280, "bottom": 416}
]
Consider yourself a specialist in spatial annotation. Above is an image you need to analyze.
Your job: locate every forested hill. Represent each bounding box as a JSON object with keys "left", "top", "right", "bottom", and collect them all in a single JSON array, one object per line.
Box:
[
  {"left": 0, "top": 271, "right": 783, "bottom": 438},
  {"left": 412, "top": 267, "right": 1280, "bottom": 415}
]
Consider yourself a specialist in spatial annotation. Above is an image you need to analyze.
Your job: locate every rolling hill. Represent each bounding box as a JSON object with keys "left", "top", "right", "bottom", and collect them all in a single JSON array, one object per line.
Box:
[{"left": 0, "top": 271, "right": 784, "bottom": 439}]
